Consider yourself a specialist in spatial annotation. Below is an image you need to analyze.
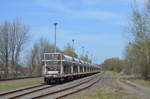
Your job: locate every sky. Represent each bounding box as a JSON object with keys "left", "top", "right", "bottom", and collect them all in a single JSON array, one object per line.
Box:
[{"left": 0, "top": 0, "right": 147, "bottom": 63}]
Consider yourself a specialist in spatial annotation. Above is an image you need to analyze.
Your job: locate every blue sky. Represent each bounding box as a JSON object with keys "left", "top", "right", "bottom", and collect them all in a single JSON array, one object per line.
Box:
[{"left": 0, "top": 0, "right": 146, "bottom": 63}]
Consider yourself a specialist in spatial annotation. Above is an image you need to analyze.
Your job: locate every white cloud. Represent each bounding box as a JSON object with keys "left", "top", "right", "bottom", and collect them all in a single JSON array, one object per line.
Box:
[
  {"left": 36, "top": 0, "right": 71, "bottom": 13},
  {"left": 36, "top": 0, "right": 121, "bottom": 21},
  {"left": 135, "top": 0, "right": 148, "bottom": 4},
  {"left": 80, "top": 0, "right": 101, "bottom": 6},
  {"left": 72, "top": 10, "right": 121, "bottom": 21},
  {"left": 120, "top": 0, "right": 148, "bottom": 5}
]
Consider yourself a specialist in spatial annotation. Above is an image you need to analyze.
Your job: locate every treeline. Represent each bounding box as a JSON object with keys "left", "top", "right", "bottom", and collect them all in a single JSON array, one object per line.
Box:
[
  {"left": 0, "top": 20, "right": 29, "bottom": 78},
  {"left": 101, "top": 58, "right": 124, "bottom": 73},
  {"left": 0, "top": 20, "right": 92, "bottom": 78},
  {"left": 102, "top": 1, "right": 150, "bottom": 80},
  {"left": 124, "top": 1, "right": 150, "bottom": 79}
]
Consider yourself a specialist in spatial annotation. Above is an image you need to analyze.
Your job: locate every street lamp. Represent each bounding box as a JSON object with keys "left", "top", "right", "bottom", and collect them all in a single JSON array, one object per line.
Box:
[
  {"left": 72, "top": 39, "right": 75, "bottom": 50},
  {"left": 72, "top": 39, "right": 75, "bottom": 58},
  {"left": 54, "top": 22, "right": 58, "bottom": 53}
]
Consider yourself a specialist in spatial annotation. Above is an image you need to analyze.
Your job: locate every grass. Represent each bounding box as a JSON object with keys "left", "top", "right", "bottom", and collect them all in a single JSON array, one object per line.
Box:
[
  {"left": 105, "top": 71, "right": 121, "bottom": 78},
  {"left": 64, "top": 71, "right": 139, "bottom": 99},
  {"left": 96, "top": 92, "right": 125, "bottom": 99},
  {"left": 91, "top": 72, "right": 139, "bottom": 99},
  {"left": 0, "top": 80, "right": 44, "bottom": 91},
  {"left": 67, "top": 83, "right": 138, "bottom": 99},
  {"left": 95, "top": 86, "right": 125, "bottom": 99},
  {"left": 130, "top": 79, "right": 150, "bottom": 88},
  {"left": 105, "top": 71, "right": 150, "bottom": 88}
]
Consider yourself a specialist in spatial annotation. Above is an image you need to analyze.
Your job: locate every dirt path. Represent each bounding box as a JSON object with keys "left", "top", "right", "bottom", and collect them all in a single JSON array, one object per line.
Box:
[
  {"left": 62, "top": 72, "right": 150, "bottom": 99},
  {"left": 117, "top": 78, "right": 150, "bottom": 99}
]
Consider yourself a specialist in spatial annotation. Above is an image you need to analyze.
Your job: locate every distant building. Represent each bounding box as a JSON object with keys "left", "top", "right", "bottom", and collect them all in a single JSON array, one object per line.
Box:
[{"left": 22, "top": 67, "right": 31, "bottom": 76}]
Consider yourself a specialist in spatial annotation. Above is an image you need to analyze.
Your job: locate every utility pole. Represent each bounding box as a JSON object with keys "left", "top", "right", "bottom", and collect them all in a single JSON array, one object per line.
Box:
[
  {"left": 72, "top": 39, "right": 75, "bottom": 58},
  {"left": 54, "top": 22, "right": 58, "bottom": 53},
  {"left": 72, "top": 39, "right": 75, "bottom": 51}
]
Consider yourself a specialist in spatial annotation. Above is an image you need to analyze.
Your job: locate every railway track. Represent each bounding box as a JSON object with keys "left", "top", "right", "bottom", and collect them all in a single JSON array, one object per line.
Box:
[
  {"left": 0, "top": 84, "right": 55, "bottom": 99},
  {"left": 0, "top": 73, "right": 103, "bottom": 99},
  {"left": 33, "top": 73, "right": 102, "bottom": 99},
  {"left": 0, "top": 84, "right": 44, "bottom": 96},
  {"left": 56, "top": 75, "right": 101, "bottom": 99}
]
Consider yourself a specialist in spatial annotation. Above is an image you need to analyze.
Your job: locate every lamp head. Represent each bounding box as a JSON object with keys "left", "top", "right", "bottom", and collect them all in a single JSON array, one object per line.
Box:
[{"left": 54, "top": 22, "right": 58, "bottom": 26}]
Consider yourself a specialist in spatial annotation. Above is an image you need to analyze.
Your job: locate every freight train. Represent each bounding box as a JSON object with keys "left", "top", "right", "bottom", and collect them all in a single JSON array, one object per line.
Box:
[{"left": 42, "top": 53, "right": 100, "bottom": 84}]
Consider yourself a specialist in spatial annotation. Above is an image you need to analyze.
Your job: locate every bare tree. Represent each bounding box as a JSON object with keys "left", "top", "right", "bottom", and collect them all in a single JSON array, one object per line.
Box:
[
  {"left": 0, "top": 20, "right": 29, "bottom": 78},
  {"left": 10, "top": 20, "right": 29, "bottom": 75},
  {"left": 0, "top": 21, "right": 10, "bottom": 78},
  {"left": 27, "top": 38, "right": 57, "bottom": 76}
]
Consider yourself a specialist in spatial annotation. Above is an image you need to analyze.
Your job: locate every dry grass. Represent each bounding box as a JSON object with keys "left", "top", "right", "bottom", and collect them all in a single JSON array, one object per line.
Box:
[
  {"left": 64, "top": 72, "right": 138, "bottom": 99},
  {"left": 106, "top": 71, "right": 150, "bottom": 88},
  {"left": 130, "top": 79, "right": 150, "bottom": 88},
  {"left": 64, "top": 83, "right": 138, "bottom": 99},
  {"left": 105, "top": 71, "right": 121, "bottom": 78},
  {"left": 0, "top": 80, "right": 43, "bottom": 91}
]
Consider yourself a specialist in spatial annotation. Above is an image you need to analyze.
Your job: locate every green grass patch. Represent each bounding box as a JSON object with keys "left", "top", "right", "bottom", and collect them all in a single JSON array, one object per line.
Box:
[
  {"left": 96, "top": 92, "right": 124, "bottom": 99},
  {"left": 105, "top": 71, "right": 121, "bottom": 78},
  {"left": 0, "top": 80, "right": 44, "bottom": 91},
  {"left": 96, "top": 92, "right": 138, "bottom": 99}
]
